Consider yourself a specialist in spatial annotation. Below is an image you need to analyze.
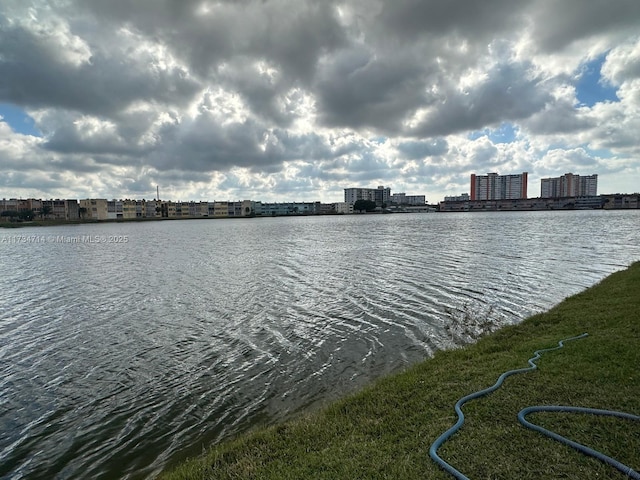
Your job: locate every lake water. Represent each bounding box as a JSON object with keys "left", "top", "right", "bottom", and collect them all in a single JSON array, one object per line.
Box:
[{"left": 1, "top": 210, "right": 639, "bottom": 479}]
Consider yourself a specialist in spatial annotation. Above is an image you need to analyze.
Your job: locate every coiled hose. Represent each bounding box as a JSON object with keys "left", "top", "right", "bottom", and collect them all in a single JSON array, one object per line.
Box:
[{"left": 429, "top": 333, "right": 640, "bottom": 479}]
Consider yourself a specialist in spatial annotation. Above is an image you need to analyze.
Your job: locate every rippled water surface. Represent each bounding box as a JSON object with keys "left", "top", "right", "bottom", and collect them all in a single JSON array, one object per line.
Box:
[{"left": 1, "top": 210, "right": 639, "bottom": 479}]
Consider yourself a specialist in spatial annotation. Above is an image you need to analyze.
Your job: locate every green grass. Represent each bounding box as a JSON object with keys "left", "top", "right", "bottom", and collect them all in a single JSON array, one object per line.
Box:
[{"left": 161, "top": 262, "right": 640, "bottom": 479}]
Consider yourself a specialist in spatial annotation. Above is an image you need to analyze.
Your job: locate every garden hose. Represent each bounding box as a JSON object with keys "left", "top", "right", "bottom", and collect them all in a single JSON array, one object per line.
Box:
[
  {"left": 429, "top": 333, "right": 640, "bottom": 479},
  {"left": 519, "top": 405, "right": 640, "bottom": 480}
]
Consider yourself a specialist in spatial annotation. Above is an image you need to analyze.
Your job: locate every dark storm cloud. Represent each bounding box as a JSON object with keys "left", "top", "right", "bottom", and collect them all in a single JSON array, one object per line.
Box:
[
  {"left": 378, "top": 0, "right": 529, "bottom": 40},
  {"left": 119, "top": 176, "right": 157, "bottom": 195},
  {"left": 396, "top": 139, "right": 449, "bottom": 159},
  {"left": 151, "top": 115, "right": 270, "bottom": 171},
  {"left": 150, "top": 117, "right": 349, "bottom": 173},
  {"left": 314, "top": 46, "right": 431, "bottom": 132},
  {"left": 215, "top": 61, "right": 301, "bottom": 127},
  {"left": 77, "top": 0, "right": 347, "bottom": 81},
  {"left": 411, "top": 61, "right": 551, "bottom": 137},
  {"left": 151, "top": 117, "right": 348, "bottom": 173},
  {"left": 293, "top": 162, "right": 349, "bottom": 183},
  {"left": 0, "top": 19, "right": 200, "bottom": 117},
  {"left": 43, "top": 122, "right": 151, "bottom": 156},
  {"left": 37, "top": 107, "right": 166, "bottom": 158},
  {"left": 528, "top": 0, "right": 640, "bottom": 52},
  {"left": 49, "top": 156, "right": 109, "bottom": 173},
  {"left": 26, "top": 0, "right": 348, "bottom": 130},
  {"left": 271, "top": 129, "right": 333, "bottom": 161}
]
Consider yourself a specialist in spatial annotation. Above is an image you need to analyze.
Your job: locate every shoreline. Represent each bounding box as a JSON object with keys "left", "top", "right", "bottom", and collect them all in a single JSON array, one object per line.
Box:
[
  {"left": 2, "top": 204, "right": 639, "bottom": 229},
  {"left": 160, "top": 262, "right": 640, "bottom": 479}
]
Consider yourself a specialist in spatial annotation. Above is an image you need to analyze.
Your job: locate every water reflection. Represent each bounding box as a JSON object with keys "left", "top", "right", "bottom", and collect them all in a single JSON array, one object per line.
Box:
[{"left": 0, "top": 210, "right": 639, "bottom": 478}]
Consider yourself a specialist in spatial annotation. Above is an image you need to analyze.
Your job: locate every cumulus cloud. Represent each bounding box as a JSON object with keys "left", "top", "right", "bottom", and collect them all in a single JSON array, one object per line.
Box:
[
  {"left": 0, "top": 15, "right": 199, "bottom": 117},
  {"left": 411, "top": 57, "right": 552, "bottom": 137},
  {"left": 396, "top": 139, "right": 449, "bottom": 160},
  {"left": 601, "top": 39, "right": 640, "bottom": 86},
  {"left": 526, "top": 0, "right": 640, "bottom": 53},
  {"left": 0, "top": 0, "right": 638, "bottom": 202}
]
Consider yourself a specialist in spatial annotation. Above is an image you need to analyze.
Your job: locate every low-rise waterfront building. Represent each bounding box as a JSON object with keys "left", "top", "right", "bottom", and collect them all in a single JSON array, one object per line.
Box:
[
  {"left": 390, "top": 193, "right": 426, "bottom": 205},
  {"left": 144, "top": 200, "right": 161, "bottom": 218},
  {"left": 42, "top": 199, "right": 79, "bottom": 220},
  {"left": 1, "top": 198, "right": 42, "bottom": 217},
  {"left": 107, "top": 200, "right": 123, "bottom": 219},
  {"left": 444, "top": 193, "right": 470, "bottom": 202},
  {"left": 0, "top": 198, "right": 20, "bottom": 213},
  {"left": 439, "top": 196, "right": 607, "bottom": 212},
  {"left": 176, "top": 201, "right": 191, "bottom": 217},
  {"left": 259, "top": 202, "right": 322, "bottom": 216},
  {"left": 238, "top": 200, "right": 255, "bottom": 216},
  {"left": 120, "top": 200, "right": 136, "bottom": 219},
  {"left": 28, "top": 199, "right": 43, "bottom": 217},
  {"left": 318, "top": 203, "right": 336, "bottom": 215},
  {"left": 229, "top": 201, "right": 245, "bottom": 217},
  {"left": 333, "top": 202, "right": 354, "bottom": 214},
  {"left": 602, "top": 193, "right": 640, "bottom": 209},
  {"left": 344, "top": 186, "right": 391, "bottom": 207},
  {"left": 213, "top": 201, "right": 229, "bottom": 218},
  {"left": 198, "top": 201, "right": 210, "bottom": 217},
  {"left": 0, "top": 198, "right": 80, "bottom": 220},
  {"left": 80, "top": 199, "right": 109, "bottom": 220}
]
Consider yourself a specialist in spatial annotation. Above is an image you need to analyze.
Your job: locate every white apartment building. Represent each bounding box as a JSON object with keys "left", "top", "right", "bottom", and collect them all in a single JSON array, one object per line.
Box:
[
  {"left": 344, "top": 186, "right": 391, "bottom": 206},
  {"left": 541, "top": 173, "right": 598, "bottom": 198},
  {"left": 470, "top": 172, "right": 528, "bottom": 200},
  {"left": 390, "top": 193, "right": 426, "bottom": 205}
]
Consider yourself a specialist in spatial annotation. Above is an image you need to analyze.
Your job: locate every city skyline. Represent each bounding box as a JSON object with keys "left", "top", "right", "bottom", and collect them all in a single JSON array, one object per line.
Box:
[
  {"left": 0, "top": 170, "right": 628, "bottom": 208},
  {"left": 0, "top": 170, "right": 634, "bottom": 207},
  {"left": 1, "top": 2, "right": 639, "bottom": 203}
]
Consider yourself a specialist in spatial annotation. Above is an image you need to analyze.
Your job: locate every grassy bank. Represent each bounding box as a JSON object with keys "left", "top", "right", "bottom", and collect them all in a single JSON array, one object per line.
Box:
[{"left": 161, "top": 262, "right": 640, "bottom": 479}]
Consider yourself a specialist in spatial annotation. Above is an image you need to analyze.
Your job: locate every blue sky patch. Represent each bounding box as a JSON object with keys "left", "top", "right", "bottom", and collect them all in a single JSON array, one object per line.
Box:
[
  {"left": 584, "top": 145, "right": 614, "bottom": 160},
  {"left": 468, "top": 122, "right": 517, "bottom": 144},
  {"left": 0, "top": 103, "right": 42, "bottom": 137},
  {"left": 575, "top": 54, "right": 618, "bottom": 107}
]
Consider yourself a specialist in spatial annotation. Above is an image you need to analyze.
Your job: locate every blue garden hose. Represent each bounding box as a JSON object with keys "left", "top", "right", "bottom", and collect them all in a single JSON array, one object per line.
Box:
[
  {"left": 429, "top": 333, "right": 640, "bottom": 479},
  {"left": 519, "top": 405, "right": 640, "bottom": 479}
]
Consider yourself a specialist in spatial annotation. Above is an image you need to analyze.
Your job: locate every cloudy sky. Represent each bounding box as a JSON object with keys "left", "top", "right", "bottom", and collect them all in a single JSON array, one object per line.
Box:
[{"left": 1, "top": 0, "right": 639, "bottom": 203}]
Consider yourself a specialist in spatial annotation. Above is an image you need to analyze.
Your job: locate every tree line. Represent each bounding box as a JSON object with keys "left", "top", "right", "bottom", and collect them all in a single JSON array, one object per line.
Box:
[{"left": 0, "top": 205, "right": 52, "bottom": 222}]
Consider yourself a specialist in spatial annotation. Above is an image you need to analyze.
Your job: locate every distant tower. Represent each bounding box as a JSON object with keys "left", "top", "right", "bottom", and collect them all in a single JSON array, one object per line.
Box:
[
  {"left": 157, "top": 185, "right": 160, "bottom": 201},
  {"left": 470, "top": 172, "right": 528, "bottom": 200}
]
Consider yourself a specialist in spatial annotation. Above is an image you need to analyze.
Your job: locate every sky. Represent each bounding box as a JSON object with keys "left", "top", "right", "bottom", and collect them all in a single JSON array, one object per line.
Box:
[{"left": 1, "top": 1, "right": 639, "bottom": 203}]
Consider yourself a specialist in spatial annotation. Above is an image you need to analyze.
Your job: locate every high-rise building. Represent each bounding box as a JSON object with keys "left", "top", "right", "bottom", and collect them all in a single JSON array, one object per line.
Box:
[
  {"left": 540, "top": 173, "right": 598, "bottom": 198},
  {"left": 470, "top": 172, "right": 528, "bottom": 200}
]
